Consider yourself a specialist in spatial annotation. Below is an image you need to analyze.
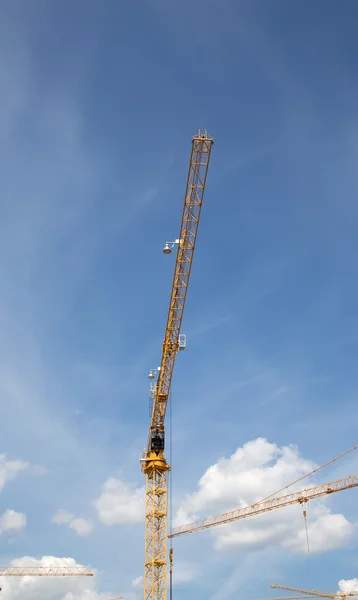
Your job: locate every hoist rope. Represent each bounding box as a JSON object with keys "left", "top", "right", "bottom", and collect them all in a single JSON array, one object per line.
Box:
[{"left": 254, "top": 443, "right": 358, "bottom": 506}]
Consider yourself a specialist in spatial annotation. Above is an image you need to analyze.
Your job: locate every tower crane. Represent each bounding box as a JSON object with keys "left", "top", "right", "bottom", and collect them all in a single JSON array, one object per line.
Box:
[
  {"left": 0, "top": 566, "right": 93, "bottom": 576},
  {"left": 269, "top": 584, "right": 358, "bottom": 599},
  {"left": 252, "top": 592, "right": 358, "bottom": 600},
  {"left": 168, "top": 475, "right": 358, "bottom": 538},
  {"left": 140, "top": 129, "right": 214, "bottom": 600},
  {"left": 0, "top": 566, "right": 94, "bottom": 593},
  {"left": 254, "top": 596, "right": 336, "bottom": 599}
]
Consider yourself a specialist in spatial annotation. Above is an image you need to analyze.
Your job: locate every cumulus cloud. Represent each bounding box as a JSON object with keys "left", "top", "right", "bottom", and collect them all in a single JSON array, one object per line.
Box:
[
  {"left": 0, "top": 556, "right": 112, "bottom": 600},
  {"left": 174, "top": 438, "right": 356, "bottom": 554},
  {"left": 52, "top": 510, "right": 93, "bottom": 536},
  {"left": 0, "top": 509, "right": 26, "bottom": 533},
  {"left": 94, "top": 477, "right": 145, "bottom": 525},
  {"left": 0, "top": 454, "right": 29, "bottom": 491},
  {"left": 69, "top": 518, "right": 94, "bottom": 536},
  {"left": 338, "top": 579, "right": 358, "bottom": 594}
]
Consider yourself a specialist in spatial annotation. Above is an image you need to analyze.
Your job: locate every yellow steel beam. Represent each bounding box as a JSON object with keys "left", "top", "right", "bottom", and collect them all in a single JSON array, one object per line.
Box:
[
  {"left": 0, "top": 566, "right": 94, "bottom": 576},
  {"left": 169, "top": 475, "right": 358, "bottom": 538},
  {"left": 142, "top": 130, "right": 214, "bottom": 600}
]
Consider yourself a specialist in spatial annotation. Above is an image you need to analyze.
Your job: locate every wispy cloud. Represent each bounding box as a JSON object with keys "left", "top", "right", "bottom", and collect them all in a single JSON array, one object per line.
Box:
[
  {"left": 189, "top": 315, "right": 232, "bottom": 340},
  {"left": 0, "top": 455, "right": 29, "bottom": 491},
  {"left": 52, "top": 509, "right": 94, "bottom": 537},
  {"left": 208, "top": 546, "right": 287, "bottom": 600}
]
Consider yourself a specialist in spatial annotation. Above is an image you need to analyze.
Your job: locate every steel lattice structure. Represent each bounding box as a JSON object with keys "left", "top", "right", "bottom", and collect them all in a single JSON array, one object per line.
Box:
[
  {"left": 253, "top": 594, "right": 358, "bottom": 600},
  {"left": 141, "top": 130, "right": 214, "bottom": 600},
  {"left": 269, "top": 584, "right": 358, "bottom": 599},
  {"left": 253, "top": 596, "right": 358, "bottom": 600},
  {"left": 255, "top": 596, "right": 330, "bottom": 600},
  {"left": 169, "top": 475, "right": 358, "bottom": 538},
  {"left": 0, "top": 566, "right": 94, "bottom": 576}
]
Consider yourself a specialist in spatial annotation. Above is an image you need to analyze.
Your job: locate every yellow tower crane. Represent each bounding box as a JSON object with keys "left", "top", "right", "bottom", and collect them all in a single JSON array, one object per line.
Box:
[
  {"left": 269, "top": 583, "right": 358, "bottom": 599},
  {"left": 0, "top": 566, "right": 93, "bottom": 576},
  {"left": 254, "top": 596, "right": 352, "bottom": 600},
  {"left": 140, "top": 129, "right": 214, "bottom": 600},
  {"left": 0, "top": 566, "right": 93, "bottom": 593},
  {"left": 168, "top": 475, "right": 358, "bottom": 538}
]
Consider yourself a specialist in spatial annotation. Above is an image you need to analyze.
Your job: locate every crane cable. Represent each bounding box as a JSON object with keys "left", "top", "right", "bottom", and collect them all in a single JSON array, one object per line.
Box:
[
  {"left": 303, "top": 510, "right": 310, "bottom": 553},
  {"left": 254, "top": 443, "right": 358, "bottom": 506},
  {"left": 253, "top": 443, "right": 358, "bottom": 555}
]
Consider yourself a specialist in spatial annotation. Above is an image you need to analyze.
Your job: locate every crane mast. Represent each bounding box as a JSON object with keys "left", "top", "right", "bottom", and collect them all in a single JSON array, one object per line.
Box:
[{"left": 141, "top": 130, "right": 214, "bottom": 600}]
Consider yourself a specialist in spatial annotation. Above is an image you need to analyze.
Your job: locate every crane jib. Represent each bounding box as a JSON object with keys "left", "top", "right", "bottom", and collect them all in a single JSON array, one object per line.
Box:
[
  {"left": 148, "top": 136, "right": 214, "bottom": 452},
  {"left": 168, "top": 475, "right": 358, "bottom": 538}
]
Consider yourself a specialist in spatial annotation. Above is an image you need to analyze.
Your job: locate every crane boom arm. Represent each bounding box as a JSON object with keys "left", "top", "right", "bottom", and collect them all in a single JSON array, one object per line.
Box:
[
  {"left": 0, "top": 566, "right": 93, "bottom": 576},
  {"left": 253, "top": 596, "right": 324, "bottom": 600},
  {"left": 169, "top": 475, "right": 358, "bottom": 538},
  {"left": 270, "top": 585, "right": 358, "bottom": 598},
  {"left": 258, "top": 585, "right": 358, "bottom": 600},
  {"left": 148, "top": 130, "right": 214, "bottom": 451}
]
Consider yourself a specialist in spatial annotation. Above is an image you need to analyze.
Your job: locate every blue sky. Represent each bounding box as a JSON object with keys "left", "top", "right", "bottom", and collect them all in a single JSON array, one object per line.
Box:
[{"left": 1, "top": 0, "right": 358, "bottom": 599}]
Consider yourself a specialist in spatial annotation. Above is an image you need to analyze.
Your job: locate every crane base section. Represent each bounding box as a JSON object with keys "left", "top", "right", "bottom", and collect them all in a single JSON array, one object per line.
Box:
[{"left": 143, "top": 456, "right": 170, "bottom": 600}]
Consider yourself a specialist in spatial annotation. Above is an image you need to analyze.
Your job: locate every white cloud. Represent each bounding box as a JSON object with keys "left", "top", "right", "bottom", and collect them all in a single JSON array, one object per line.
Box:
[
  {"left": 0, "top": 509, "right": 27, "bottom": 533},
  {"left": 0, "top": 454, "right": 29, "bottom": 491},
  {"left": 338, "top": 579, "right": 358, "bottom": 594},
  {"left": 174, "top": 438, "right": 355, "bottom": 554},
  {"left": 132, "top": 576, "right": 143, "bottom": 589},
  {"left": 284, "top": 512, "right": 354, "bottom": 553},
  {"left": 0, "top": 556, "right": 112, "bottom": 600},
  {"left": 94, "top": 477, "right": 145, "bottom": 525},
  {"left": 52, "top": 509, "right": 74, "bottom": 525},
  {"left": 52, "top": 510, "right": 94, "bottom": 537},
  {"left": 69, "top": 518, "right": 94, "bottom": 537}
]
